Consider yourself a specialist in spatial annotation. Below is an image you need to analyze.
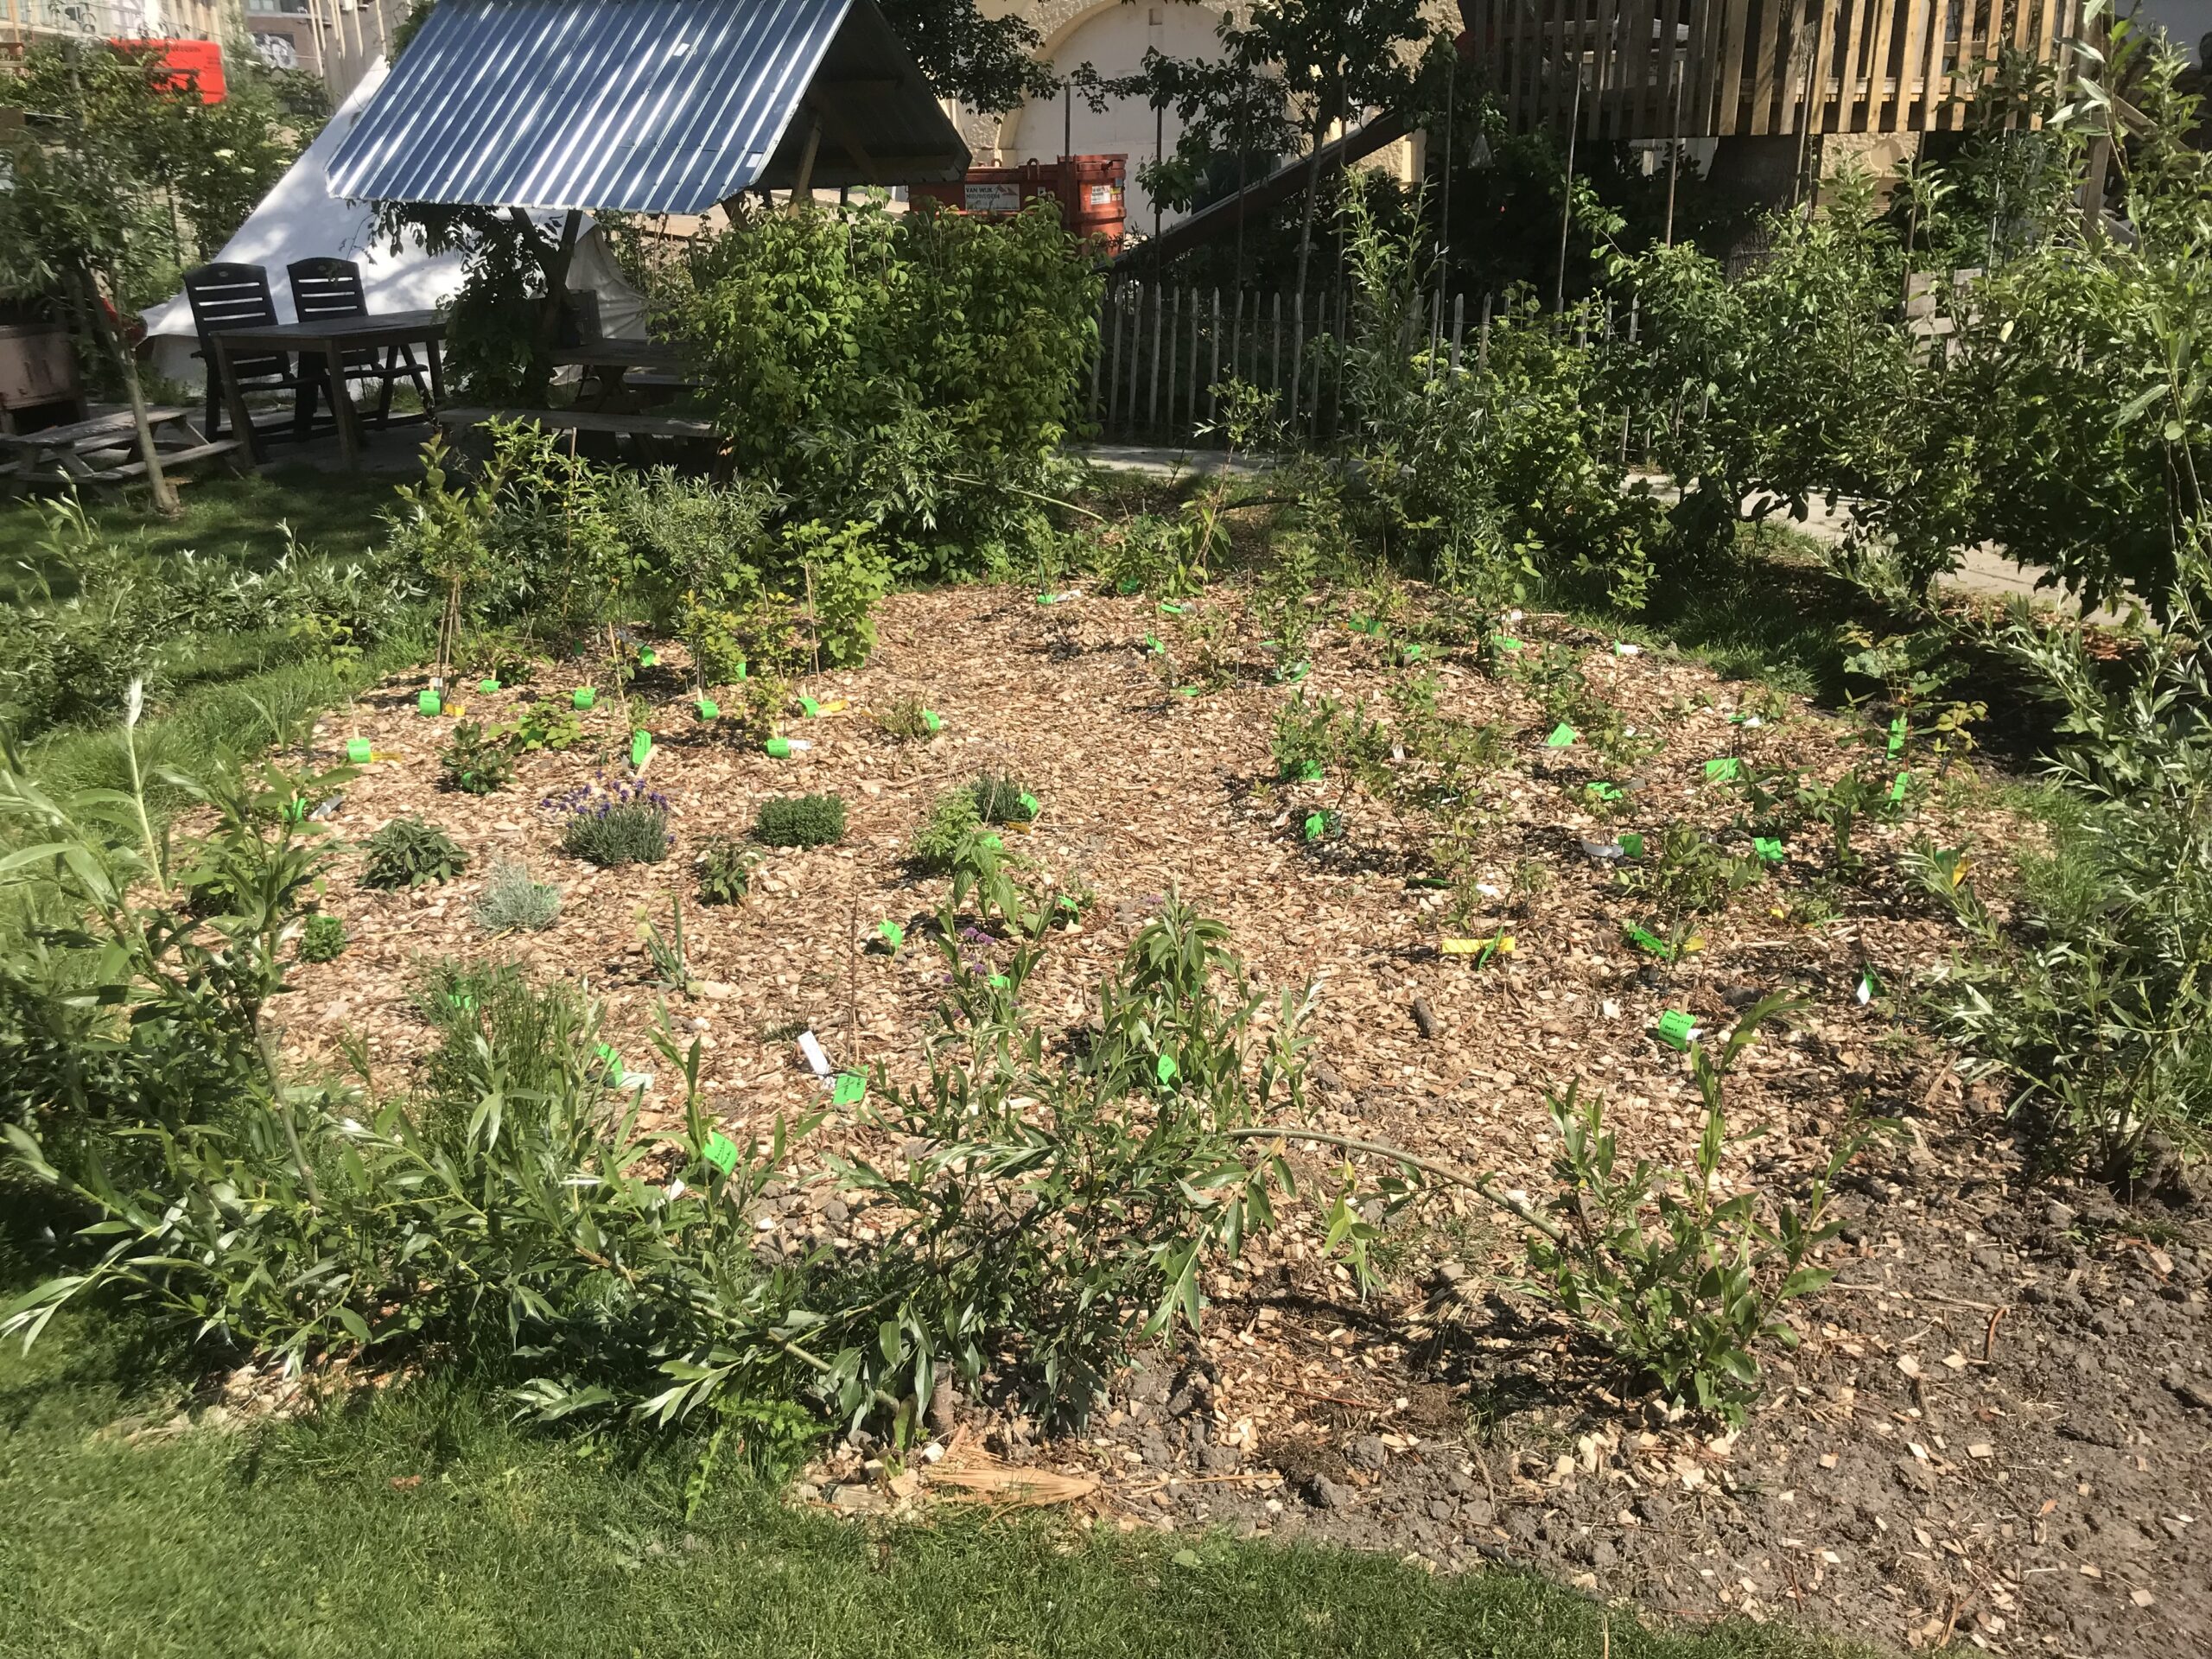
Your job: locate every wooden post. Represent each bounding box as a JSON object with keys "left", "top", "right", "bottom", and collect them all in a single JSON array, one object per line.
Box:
[
  {"left": 1450, "top": 290, "right": 1465, "bottom": 373},
  {"left": 791, "top": 113, "right": 823, "bottom": 205},
  {"left": 1207, "top": 288, "right": 1222, "bottom": 426},
  {"left": 1287, "top": 289, "right": 1306, "bottom": 429},
  {"left": 1148, "top": 279, "right": 1165, "bottom": 433},
  {"left": 1164, "top": 285, "right": 1181, "bottom": 437}
]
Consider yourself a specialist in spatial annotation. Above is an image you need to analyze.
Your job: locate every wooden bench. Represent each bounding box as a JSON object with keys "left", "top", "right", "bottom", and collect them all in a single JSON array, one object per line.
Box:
[
  {"left": 0, "top": 406, "right": 243, "bottom": 491},
  {"left": 434, "top": 404, "right": 715, "bottom": 441}
]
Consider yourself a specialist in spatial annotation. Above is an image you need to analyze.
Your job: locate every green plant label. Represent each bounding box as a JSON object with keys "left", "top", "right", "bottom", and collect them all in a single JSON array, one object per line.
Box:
[
  {"left": 1624, "top": 924, "right": 1674, "bottom": 958},
  {"left": 594, "top": 1042, "right": 621, "bottom": 1078},
  {"left": 877, "top": 919, "right": 905, "bottom": 949},
  {"left": 478, "top": 677, "right": 499, "bottom": 694},
  {"left": 1279, "top": 662, "right": 1308, "bottom": 683},
  {"left": 981, "top": 834, "right": 1002, "bottom": 851},
  {"left": 987, "top": 973, "right": 1009, "bottom": 989},
  {"left": 1613, "top": 642, "right": 1641, "bottom": 657},
  {"left": 1176, "top": 686, "right": 1199, "bottom": 697},
  {"left": 1304, "top": 811, "right": 1327, "bottom": 841},
  {"left": 346, "top": 738, "right": 372, "bottom": 765},
  {"left": 696, "top": 698, "right": 719, "bottom": 720},
  {"left": 1143, "top": 633, "right": 1162, "bottom": 654},
  {"left": 1704, "top": 757, "right": 1741, "bottom": 781},
  {"left": 1401, "top": 643, "right": 1424, "bottom": 662},
  {"left": 1019, "top": 792, "right": 1040, "bottom": 817},
  {"left": 630, "top": 730, "right": 653, "bottom": 769},
  {"left": 639, "top": 648, "right": 658, "bottom": 668},
  {"left": 798, "top": 696, "right": 821, "bottom": 717},
  {"left": 1586, "top": 781, "right": 1623, "bottom": 802},
  {"left": 572, "top": 688, "right": 596, "bottom": 710},
  {"left": 701, "top": 1131, "right": 740, "bottom": 1177},
  {"left": 765, "top": 737, "right": 792, "bottom": 759},
  {"left": 1752, "top": 836, "right": 1785, "bottom": 862},
  {"left": 922, "top": 710, "right": 943, "bottom": 732},
  {"left": 832, "top": 1073, "right": 868, "bottom": 1107},
  {"left": 1890, "top": 771, "right": 1911, "bottom": 802},
  {"left": 1490, "top": 634, "right": 1526, "bottom": 652},
  {"left": 734, "top": 660, "right": 748, "bottom": 680},
  {"left": 1547, "top": 723, "right": 1576, "bottom": 748},
  {"left": 1158, "top": 601, "right": 1185, "bottom": 615},
  {"left": 1155, "top": 1053, "right": 1179, "bottom": 1085},
  {"left": 417, "top": 689, "right": 442, "bottom": 716},
  {"left": 1298, "top": 760, "right": 1325, "bottom": 782},
  {"left": 1345, "top": 613, "right": 1370, "bottom": 632},
  {"left": 1654, "top": 1009, "right": 1699, "bottom": 1051},
  {"left": 1887, "top": 717, "right": 1907, "bottom": 756},
  {"left": 447, "top": 990, "right": 475, "bottom": 1013},
  {"left": 1856, "top": 969, "right": 1881, "bottom": 1004},
  {"left": 1117, "top": 577, "right": 1141, "bottom": 594}
]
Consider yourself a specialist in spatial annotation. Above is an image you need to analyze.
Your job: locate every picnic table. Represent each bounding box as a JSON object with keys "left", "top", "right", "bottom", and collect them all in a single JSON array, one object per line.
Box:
[
  {"left": 434, "top": 403, "right": 715, "bottom": 465},
  {"left": 0, "top": 406, "right": 240, "bottom": 490},
  {"left": 208, "top": 309, "right": 447, "bottom": 472},
  {"left": 550, "top": 339, "right": 700, "bottom": 408}
]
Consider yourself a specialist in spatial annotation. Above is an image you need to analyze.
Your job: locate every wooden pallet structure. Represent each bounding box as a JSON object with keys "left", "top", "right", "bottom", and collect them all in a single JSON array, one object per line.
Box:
[{"left": 1460, "top": 0, "right": 2081, "bottom": 141}]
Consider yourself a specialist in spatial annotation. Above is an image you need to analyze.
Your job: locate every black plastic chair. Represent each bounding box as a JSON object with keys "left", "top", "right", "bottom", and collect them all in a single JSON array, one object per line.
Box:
[
  {"left": 181, "top": 263, "right": 308, "bottom": 442},
  {"left": 286, "top": 257, "right": 436, "bottom": 429}
]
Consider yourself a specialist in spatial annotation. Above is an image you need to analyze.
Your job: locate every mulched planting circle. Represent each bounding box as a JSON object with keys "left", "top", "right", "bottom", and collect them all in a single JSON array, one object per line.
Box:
[{"left": 292, "top": 581, "right": 2209, "bottom": 1658}]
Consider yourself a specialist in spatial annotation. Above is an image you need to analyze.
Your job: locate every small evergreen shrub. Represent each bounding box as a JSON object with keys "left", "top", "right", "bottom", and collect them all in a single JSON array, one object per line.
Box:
[
  {"left": 441, "top": 721, "right": 517, "bottom": 794},
  {"left": 696, "top": 836, "right": 758, "bottom": 905},
  {"left": 874, "top": 695, "right": 938, "bottom": 743},
  {"left": 361, "top": 817, "right": 469, "bottom": 889},
  {"left": 473, "top": 859, "right": 561, "bottom": 933},
  {"left": 909, "top": 786, "right": 981, "bottom": 874},
  {"left": 972, "top": 772, "right": 1037, "bottom": 824},
  {"left": 753, "top": 793, "right": 846, "bottom": 849},
  {"left": 297, "top": 912, "right": 347, "bottom": 962},
  {"left": 546, "top": 778, "right": 672, "bottom": 868}
]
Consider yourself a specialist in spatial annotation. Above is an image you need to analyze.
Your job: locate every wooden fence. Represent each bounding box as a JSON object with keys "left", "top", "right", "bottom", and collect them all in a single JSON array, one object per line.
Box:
[
  {"left": 1090, "top": 281, "right": 1512, "bottom": 447},
  {"left": 1461, "top": 0, "right": 2081, "bottom": 140}
]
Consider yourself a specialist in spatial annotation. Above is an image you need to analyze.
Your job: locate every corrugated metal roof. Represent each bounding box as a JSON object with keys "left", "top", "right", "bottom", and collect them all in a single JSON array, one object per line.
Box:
[{"left": 325, "top": 0, "right": 968, "bottom": 214}]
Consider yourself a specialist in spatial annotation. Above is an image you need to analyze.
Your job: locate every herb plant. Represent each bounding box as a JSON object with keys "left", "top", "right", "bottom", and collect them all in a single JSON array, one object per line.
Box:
[
  {"left": 473, "top": 859, "right": 561, "bottom": 933},
  {"left": 753, "top": 793, "right": 846, "bottom": 849},
  {"left": 296, "top": 912, "right": 347, "bottom": 963},
  {"left": 547, "top": 778, "right": 672, "bottom": 868},
  {"left": 361, "top": 817, "right": 470, "bottom": 889},
  {"left": 440, "top": 721, "right": 517, "bottom": 795}
]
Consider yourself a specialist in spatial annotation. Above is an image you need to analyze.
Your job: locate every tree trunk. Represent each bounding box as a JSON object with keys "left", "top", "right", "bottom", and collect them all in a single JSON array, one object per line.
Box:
[{"left": 81, "top": 264, "right": 179, "bottom": 516}]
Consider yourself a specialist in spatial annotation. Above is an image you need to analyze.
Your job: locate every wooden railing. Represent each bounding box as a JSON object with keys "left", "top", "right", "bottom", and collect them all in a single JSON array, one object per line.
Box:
[{"left": 1464, "top": 0, "right": 2081, "bottom": 139}]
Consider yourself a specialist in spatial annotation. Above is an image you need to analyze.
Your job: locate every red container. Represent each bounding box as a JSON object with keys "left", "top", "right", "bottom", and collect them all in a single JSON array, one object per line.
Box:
[
  {"left": 111, "top": 37, "right": 226, "bottom": 102},
  {"left": 912, "top": 156, "right": 1127, "bottom": 248}
]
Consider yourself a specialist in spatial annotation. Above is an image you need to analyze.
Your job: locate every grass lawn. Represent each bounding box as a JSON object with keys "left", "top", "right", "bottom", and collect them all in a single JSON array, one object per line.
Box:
[
  {"left": 0, "top": 464, "right": 402, "bottom": 600},
  {"left": 0, "top": 1319, "right": 1866, "bottom": 1659}
]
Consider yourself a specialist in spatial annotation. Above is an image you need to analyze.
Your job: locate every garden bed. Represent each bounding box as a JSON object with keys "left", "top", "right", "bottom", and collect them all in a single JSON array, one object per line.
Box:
[{"left": 287, "top": 581, "right": 2209, "bottom": 1659}]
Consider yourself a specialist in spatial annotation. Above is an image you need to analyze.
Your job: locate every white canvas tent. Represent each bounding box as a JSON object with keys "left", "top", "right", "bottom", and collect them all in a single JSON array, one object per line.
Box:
[{"left": 141, "top": 55, "right": 650, "bottom": 388}]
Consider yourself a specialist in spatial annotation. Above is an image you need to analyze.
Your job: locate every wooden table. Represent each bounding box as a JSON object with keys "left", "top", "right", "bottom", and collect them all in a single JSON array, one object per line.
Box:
[
  {"left": 0, "top": 405, "right": 240, "bottom": 490},
  {"left": 209, "top": 310, "right": 446, "bottom": 472},
  {"left": 550, "top": 340, "right": 698, "bottom": 409}
]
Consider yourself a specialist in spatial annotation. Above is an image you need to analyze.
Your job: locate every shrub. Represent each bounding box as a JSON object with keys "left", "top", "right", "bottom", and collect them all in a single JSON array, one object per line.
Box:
[
  {"left": 696, "top": 836, "right": 757, "bottom": 905},
  {"left": 505, "top": 700, "right": 582, "bottom": 753},
  {"left": 909, "top": 786, "right": 981, "bottom": 874},
  {"left": 547, "top": 778, "right": 671, "bottom": 868},
  {"left": 753, "top": 792, "right": 846, "bottom": 849},
  {"left": 1524, "top": 997, "right": 1872, "bottom": 1422},
  {"left": 473, "top": 859, "right": 561, "bottom": 934},
  {"left": 971, "top": 772, "right": 1037, "bottom": 824},
  {"left": 782, "top": 518, "right": 892, "bottom": 668},
  {"left": 361, "top": 817, "right": 469, "bottom": 889},
  {"left": 873, "top": 695, "right": 938, "bottom": 743},
  {"left": 1271, "top": 692, "right": 1343, "bottom": 780},
  {"left": 440, "top": 720, "right": 517, "bottom": 794},
  {"left": 296, "top": 913, "right": 347, "bottom": 963}
]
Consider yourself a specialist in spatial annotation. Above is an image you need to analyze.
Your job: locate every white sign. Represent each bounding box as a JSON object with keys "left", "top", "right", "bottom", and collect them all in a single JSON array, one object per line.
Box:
[{"left": 963, "top": 181, "right": 1021, "bottom": 213}]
